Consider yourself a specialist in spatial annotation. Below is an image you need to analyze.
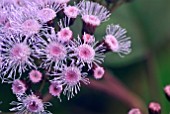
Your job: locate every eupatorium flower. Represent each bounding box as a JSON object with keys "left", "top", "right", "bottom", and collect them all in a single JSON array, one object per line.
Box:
[
  {"left": 0, "top": 34, "right": 36, "bottom": 83},
  {"left": 104, "top": 24, "right": 131, "bottom": 57},
  {"left": 8, "top": 6, "right": 42, "bottom": 37},
  {"left": 33, "top": 28, "right": 69, "bottom": 71},
  {"left": 12, "top": 79, "right": 27, "bottom": 95},
  {"left": 70, "top": 36, "right": 106, "bottom": 69},
  {"left": 80, "top": 1, "right": 111, "bottom": 34},
  {"left": 51, "top": 64, "right": 90, "bottom": 100},
  {"left": 10, "top": 93, "right": 52, "bottom": 114},
  {"left": 57, "top": 18, "right": 73, "bottom": 43}
]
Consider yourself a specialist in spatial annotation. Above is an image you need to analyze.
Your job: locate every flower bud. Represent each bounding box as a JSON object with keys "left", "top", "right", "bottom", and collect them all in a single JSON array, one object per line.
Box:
[
  {"left": 164, "top": 85, "right": 170, "bottom": 101},
  {"left": 128, "top": 108, "right": 142, "bottom": 114},
  {"left": 148, "top": 102, "right": 161, "bottom": 114}
]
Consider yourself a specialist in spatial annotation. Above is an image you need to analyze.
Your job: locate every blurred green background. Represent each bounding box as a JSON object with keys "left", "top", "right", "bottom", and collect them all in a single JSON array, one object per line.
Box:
[{"left": 1, "top": 0, "right": 170, "bottom": 114}]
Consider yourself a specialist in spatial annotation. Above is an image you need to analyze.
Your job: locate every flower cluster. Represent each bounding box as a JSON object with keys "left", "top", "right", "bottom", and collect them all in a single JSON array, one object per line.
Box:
[{"left": 0, "top": 0, "right": 131, "bottom": 113}]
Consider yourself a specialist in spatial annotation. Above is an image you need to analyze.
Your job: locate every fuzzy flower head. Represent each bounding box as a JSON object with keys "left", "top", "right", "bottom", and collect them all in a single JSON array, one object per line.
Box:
[
  {"left": 80, "top": 1, "right": 111, "bottom": 26},
  {"left": 82, "top": 33, "right": 95, "bottom": 44},
  {"left": 104, "top": 24, "right": 131, "bottom": 57},
  {"left": 93, "top": 66, "right": 105, "bottom": 79},
  {"left": 12, "top": 79, "right": 27, "bottom": 95},
  {"left": 49, "top": 81, "right": 63, "bottom": 98},
  {"left": 70, "top": 36, "right": 106, "bottom": 69},
  {"left": 31, "top": 0, "right": 64, "bottom": 22},
  {"left": 10, "top": 93, "right": 52, "bottom": 114},
  {"left": 64, "top": 5, "right": 80, "bottom": 19},
  {"left": 21, "top": 19, "right": 41, "bottom": 36},
  {"left": 52, "top": 64, "right": 89, "bottom": 100},
  {"left": 57, "top": 18, "right": 73, "bottom": 43},
  {"left": 29, "top": 70, "right": 43, "bottom": 83},
  {"left": 0, "top": 34, "right": 36, "bottom": 83},
  {"left": 33, "top": 28, "right": 68, "bottom": 71},
  {"left": 8, "top": 7, "right": 42, "bottom": 36},
  {"left": 37, "top": 8, "right": 56, "bottom": 23}
]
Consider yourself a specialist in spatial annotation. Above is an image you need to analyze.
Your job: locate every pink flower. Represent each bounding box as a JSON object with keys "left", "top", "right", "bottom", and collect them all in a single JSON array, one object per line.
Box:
[
  {"left": 70, "top": 36, "right": 105, "bottom": 69},
  {"left": 33, "top": 29, "right": 68, "bottom": 70},
  {"left": 80, "top": 1, "right": 110, "bottom": 26},
  {"left": 37, "top": 8, "right": 57, "bottom": 23},
  {"left": 93, "top": 66, "right": 105, "bottom": 79},
  {"left": 21, "top": 19, "right": 41, "bottom": 36},
  {"left": 148, "top": 102, "right": 161, "bottom": 114},
  {"left": 128, "top": 108, "right": 142, "bottom": 114},
  {"left": 64, "top": 6, "right": 79, "bottom": 19},
  {"left": 11, "top": 43, "right": 31, "bottom": 61},
  {"left": 12, "top": 79, "right": 27, "bottom": 95},
  {"left": 104, "top": 24, "right": 131, "bottom": 57},
  {"left": 82, "top": 33, "right": 95, "bottom": 44},
  {"left": 0, "top": 34, "right": 36, "bottom": 82},
  {"left": 58, "top": 18, "right": 73, "bottom": 43},
  {"left": 57, "top": 27, "right": 73, "bottom": 43},
  {"left": 49, "top": 81, "right": 63, "bottom": 97},
  {"left": 10, "top": 93, "right": 52, "bottom": 113},
  {"left": 52, "top": 64, "right": 89, "bottom": 100},
  {"left": 29, "top": 70, "right": 43, "bottom": 83}
]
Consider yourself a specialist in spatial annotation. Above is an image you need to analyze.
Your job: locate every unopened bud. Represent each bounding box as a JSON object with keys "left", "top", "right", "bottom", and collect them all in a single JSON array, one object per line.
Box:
[
  {"left": 128, "top": 108, "right": 142, "bottom": 114},
  {"left": 148, "top": 102, "right": 161, "bottom": 114},
  {"left": 164, "top": 85, "right": 170, "bottom": 102}
]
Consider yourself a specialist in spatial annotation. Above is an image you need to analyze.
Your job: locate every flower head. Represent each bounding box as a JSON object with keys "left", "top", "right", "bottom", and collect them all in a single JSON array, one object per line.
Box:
[
  {"left": 33, "top": 28, "right": 68, "bottom": 71},
  {"left": 93, "top": 66, "right": 105, "bottom": 79},
  {"left": 148, "top": 102, "right": 161, "bottom": 114},
  {"left": 10, "top": 93, "right": 52, "bottom": 114},
  {"left": 80, "top": 1, "right": 111, "bottom": 26},
  {"left": 104, "top": 24, "right": 131, "bottom": 57},
  {"left": 80, "top": 1, "right": 110, "bottom": 34},
  {"left": 82, "top": 33, "right": 95, "bottom": 44},
  {"left": 57, "top": 18, "right": 73, "bottom": 43},
  {"left": 8, "top": 6, "right": 43, "bottom": 37},
  {"left": 64, "top": 5, "right": 79, "bottom": 19},
  {"left": 29, "top": 70, "right": 43, "bottom": 83},
  {"left": 52, "top": 64, "right": 89, "bottom": 100},
  {"left": 49, "top": 81, "right": 63, "bottom": 98},
  {"left": 70, "top": 36, "right": 106, "bottom": 69},
  {"left": 12, "top": 79, "right": 27, "bottom": 95},
  {"left": 32, "top": 0, "right": 64, "bottom": 23},
  {"left": 37, "top": 8, "right": 56, "bottom": 23},
  {"left": 0, "top": 34, "right": 36, "bottom": 83}
]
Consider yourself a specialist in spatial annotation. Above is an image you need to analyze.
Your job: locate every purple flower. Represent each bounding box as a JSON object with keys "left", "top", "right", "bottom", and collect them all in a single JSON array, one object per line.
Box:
[
  {"left": 104, "top": 24, "right": 131, "bottom": 57},
  {"left": 10, "top": 93, "right": 52, "bottom": 114}
]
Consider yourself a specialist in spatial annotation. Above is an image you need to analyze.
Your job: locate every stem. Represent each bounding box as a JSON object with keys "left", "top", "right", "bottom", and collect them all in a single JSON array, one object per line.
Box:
[
  {"left": 39, "top": 76, "right": 47, "bottom": 92},
  {"left": 86, "top": 71, "right": 147, "bottom": 113}
]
